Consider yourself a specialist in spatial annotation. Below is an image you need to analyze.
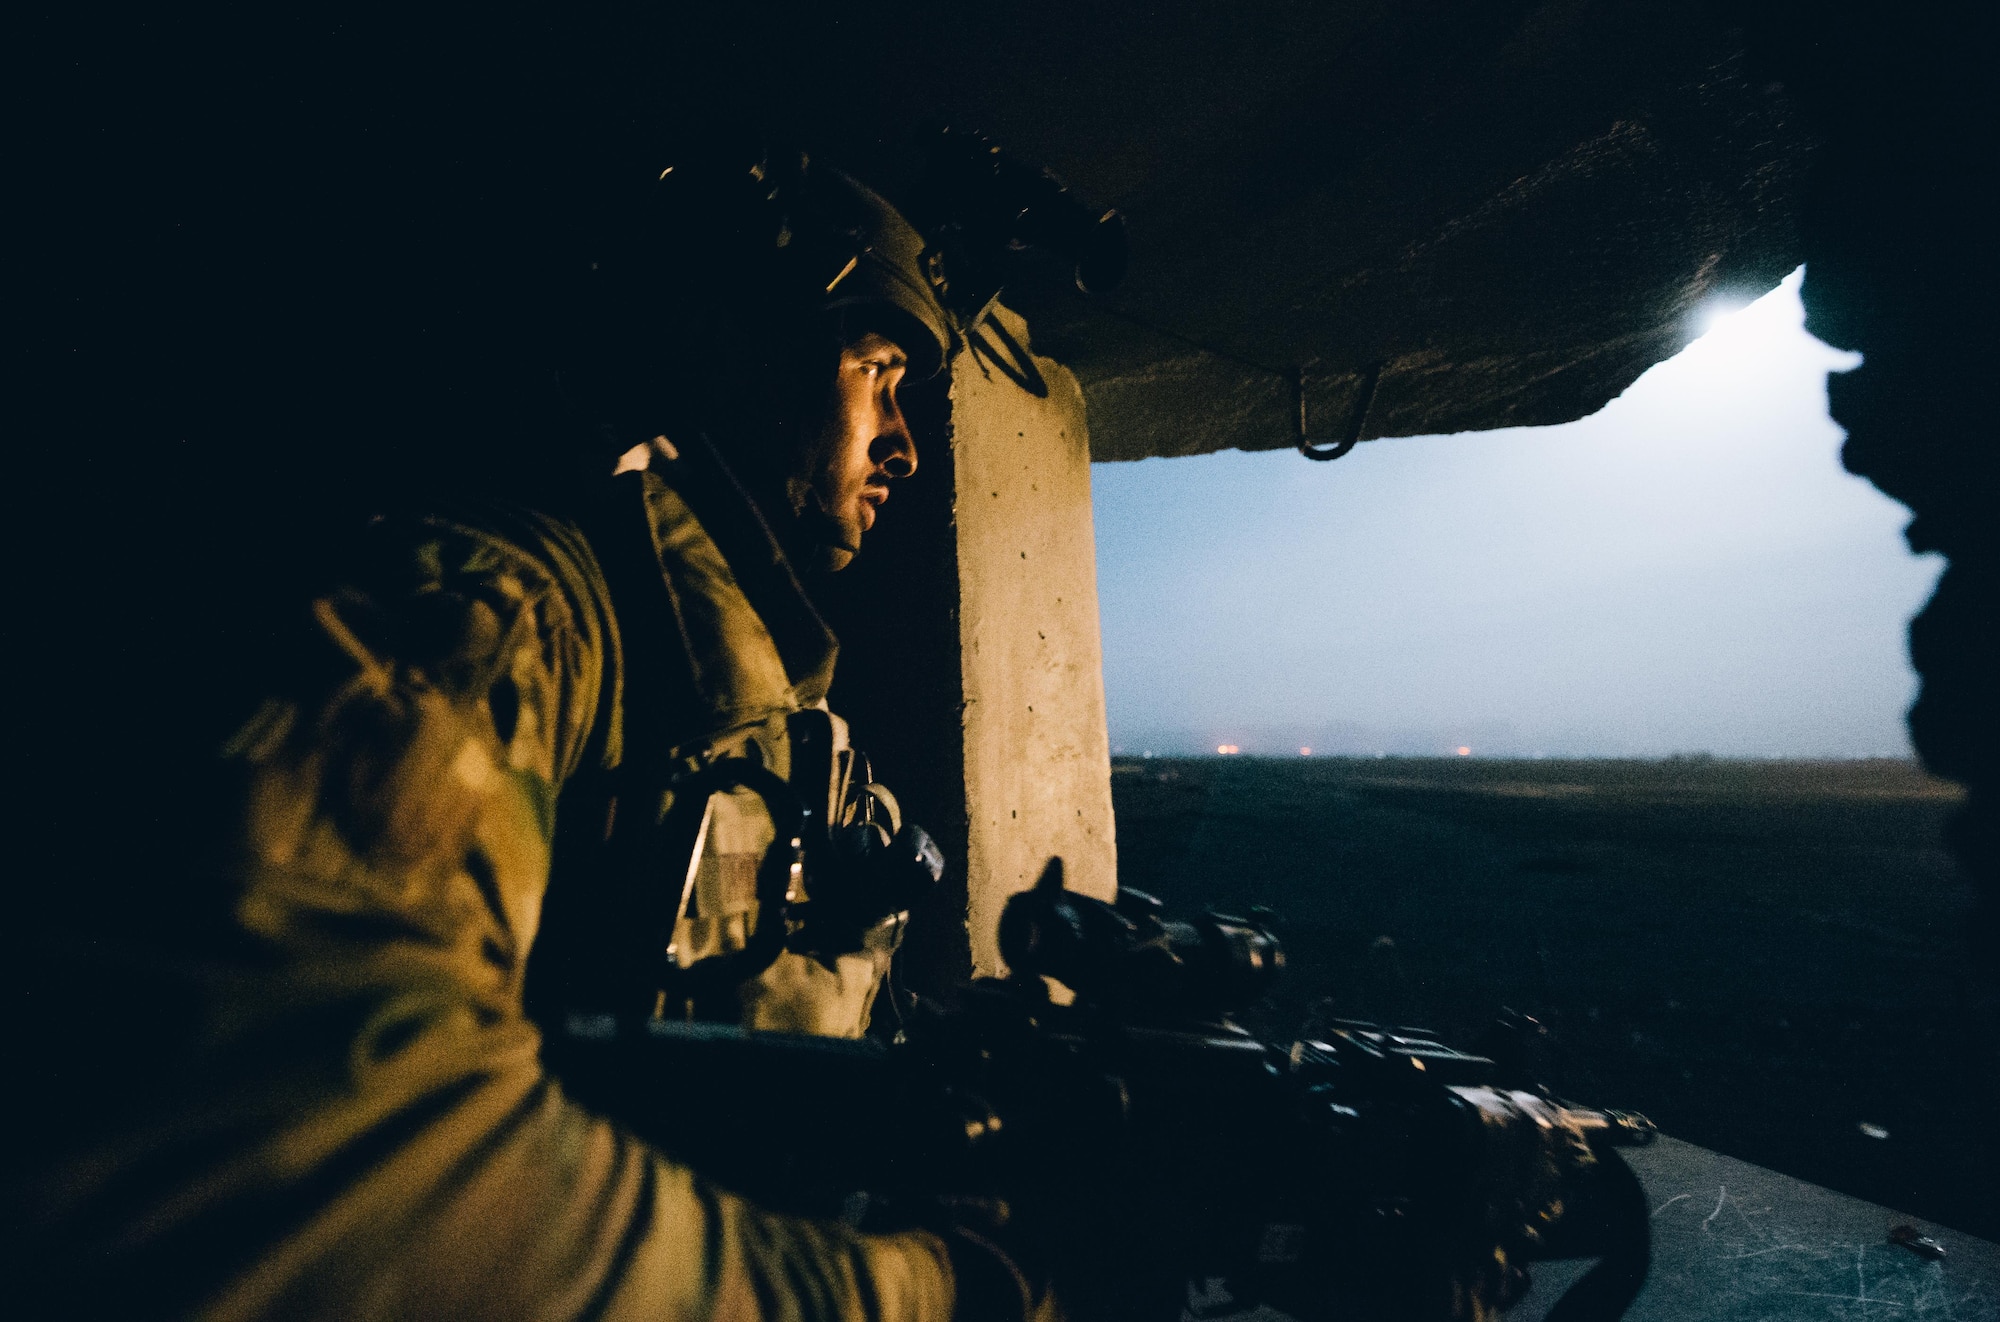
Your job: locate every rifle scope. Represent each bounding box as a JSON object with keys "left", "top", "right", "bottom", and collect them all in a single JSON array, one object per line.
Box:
[{"left": 997, "top": 859, "right": 1285, "bottom": 1018}]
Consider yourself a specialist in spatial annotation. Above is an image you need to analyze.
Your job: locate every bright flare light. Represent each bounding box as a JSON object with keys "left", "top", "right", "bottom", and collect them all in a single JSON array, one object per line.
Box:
[
  {"left": 1694, "top": 297, "right": 1751, "bottom": 337},
  {"left": 1670, "top": 270, "right": 1862, "bottom": 430},
  {"left": 1455, "top": 746, "right": 1472, "bottom": 757},
  {"left": 1685, "top": 270, "right": 1855, "bottom": 373},
  {"left": 1299, "top": 746, "right": 1312, "bottom": 756},
  {"left": 1217, "top": 744, "right": 1240, "bottom": 755}
]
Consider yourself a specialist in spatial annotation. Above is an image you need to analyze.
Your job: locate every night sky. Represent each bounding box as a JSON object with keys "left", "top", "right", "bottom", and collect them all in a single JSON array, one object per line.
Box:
[{"left": 1090, "top": 269, "right": 1940, "bottom": 759}]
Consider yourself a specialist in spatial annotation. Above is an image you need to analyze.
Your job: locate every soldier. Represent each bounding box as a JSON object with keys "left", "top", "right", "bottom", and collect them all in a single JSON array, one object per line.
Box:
[{"left": 14, "top": 152, "right": 1047, "bottom": 1321}]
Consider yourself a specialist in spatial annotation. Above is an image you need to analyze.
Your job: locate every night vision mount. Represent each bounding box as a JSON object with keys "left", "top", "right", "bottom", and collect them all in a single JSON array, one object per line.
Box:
[{"left": 909, "top": 124, "right": 1131, "bottom": 327}]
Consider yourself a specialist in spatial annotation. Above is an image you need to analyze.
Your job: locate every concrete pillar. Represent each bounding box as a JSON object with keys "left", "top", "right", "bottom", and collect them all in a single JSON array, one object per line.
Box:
[
  {"left": 823, "top": 303, "right": 1117, "bottom": 993},
  {"left": 951, "top": 306, "right": 1119, "bottom": 975}
]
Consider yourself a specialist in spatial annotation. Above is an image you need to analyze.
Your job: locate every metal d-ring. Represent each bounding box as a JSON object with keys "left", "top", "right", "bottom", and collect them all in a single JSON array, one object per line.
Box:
[{"left": 1296, "top": 362, "right": 1383, "bottom": 462}]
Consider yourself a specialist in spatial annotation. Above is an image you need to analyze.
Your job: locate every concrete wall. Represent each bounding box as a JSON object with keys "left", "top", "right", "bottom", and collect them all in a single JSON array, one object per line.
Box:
[{"left": 951, "top": 305, "right": 1119, "bottom": 977}]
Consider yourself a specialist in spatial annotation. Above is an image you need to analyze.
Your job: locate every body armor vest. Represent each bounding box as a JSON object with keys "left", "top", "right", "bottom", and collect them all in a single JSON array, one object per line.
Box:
[{"left": 528, "top": 436, "right": 899, "bottom": 1037}]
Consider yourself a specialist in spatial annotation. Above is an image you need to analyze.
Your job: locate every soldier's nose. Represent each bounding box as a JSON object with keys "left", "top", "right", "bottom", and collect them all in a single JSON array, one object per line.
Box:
[{"left": 873, "top": 416, "right": 917, "bottom": 479}]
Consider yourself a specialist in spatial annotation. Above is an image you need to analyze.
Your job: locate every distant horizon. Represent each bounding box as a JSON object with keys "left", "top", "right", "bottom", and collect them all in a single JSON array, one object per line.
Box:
[
  {"left": 1109, "top": 748, "right": 1923, "bottom": 763},
  {"left": 1090, "top": 269, "right": 1940, "bottom": 761},
  {"left": 1105, "top": 713, "right": 1916, "bottom": 760}
]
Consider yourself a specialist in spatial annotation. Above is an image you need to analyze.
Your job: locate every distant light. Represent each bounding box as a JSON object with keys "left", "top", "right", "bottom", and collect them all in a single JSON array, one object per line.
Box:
[
  {"left": 1858, "top": 1122, "right": 1891, "bottom": 1140},
  {"left": 1299, "top": 746, "right": 1312, "bottom": 757},
  {"left": 1142, "top": 750, "right": 1154, "bottom": 759},
  {"left": 1455, "top": 746, "right": 1472, "bottom": 757},
  {"left": 1695, "top": 296, "right": 1751, "bottom": 337},
  {"left": 1217, "top": 744, "right": 1240, "bottom": 755}
]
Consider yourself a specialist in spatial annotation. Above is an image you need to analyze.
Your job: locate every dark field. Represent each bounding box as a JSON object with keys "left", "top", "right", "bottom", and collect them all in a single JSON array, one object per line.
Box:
[{"left": 1109, "top": 756, "right": 1998, "bottom": 1240}]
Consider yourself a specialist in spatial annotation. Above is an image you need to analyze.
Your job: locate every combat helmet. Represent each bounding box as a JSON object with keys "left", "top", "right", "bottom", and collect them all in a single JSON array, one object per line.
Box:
[
  {"left": 561, "top": 146, "right": 954, "bottom": 458},
  {"left": 780, "top": 157, "right": 955, "bottom": 381}
]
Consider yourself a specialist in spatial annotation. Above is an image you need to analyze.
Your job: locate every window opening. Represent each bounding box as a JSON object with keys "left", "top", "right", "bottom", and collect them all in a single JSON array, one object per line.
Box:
[{"left": 1092, "top": 268, "right": 1989, "bottom": 1239}]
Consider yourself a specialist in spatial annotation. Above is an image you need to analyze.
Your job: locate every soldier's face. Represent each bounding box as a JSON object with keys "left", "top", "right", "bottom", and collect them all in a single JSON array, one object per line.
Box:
[{"left": 803, "top": 331, "right": 917, "bottom": 571}]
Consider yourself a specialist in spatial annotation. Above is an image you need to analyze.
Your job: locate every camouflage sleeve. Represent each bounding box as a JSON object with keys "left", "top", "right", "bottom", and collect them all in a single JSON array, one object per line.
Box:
[{"left": 27, "top": 507, "right": 958, "bottom": 1321}]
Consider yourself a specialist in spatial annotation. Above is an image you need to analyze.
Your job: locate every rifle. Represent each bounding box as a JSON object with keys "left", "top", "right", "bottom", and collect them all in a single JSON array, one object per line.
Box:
[{"left": 544, "top": 857, "right": 1657, "bottom": 1321}]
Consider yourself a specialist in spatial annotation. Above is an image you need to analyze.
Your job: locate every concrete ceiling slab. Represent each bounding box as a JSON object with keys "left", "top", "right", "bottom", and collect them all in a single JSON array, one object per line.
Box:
[{"left": 678, "top": 1, "right": 1813, "bottom": 460}]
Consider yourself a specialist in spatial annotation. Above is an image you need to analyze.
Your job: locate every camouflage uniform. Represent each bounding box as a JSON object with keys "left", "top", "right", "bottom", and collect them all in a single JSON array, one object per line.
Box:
[{"left": 14, "top": 436, "right": 968, "bottom": 1319}]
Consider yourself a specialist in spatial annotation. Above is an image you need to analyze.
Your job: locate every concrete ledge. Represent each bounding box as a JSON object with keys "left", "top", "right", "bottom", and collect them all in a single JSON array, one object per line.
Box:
[{"left": 1514, "top": 1135, "right": 1999, "bottom": 1321}]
